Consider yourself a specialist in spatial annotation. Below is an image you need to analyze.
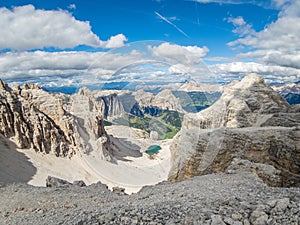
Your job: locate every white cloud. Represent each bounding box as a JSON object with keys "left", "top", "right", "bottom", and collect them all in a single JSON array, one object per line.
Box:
[
  {"left": 149, "top": 42, "right": 209, "bottom": 65},
  {"left": 196, "top": 0, "right": 293, "bottom": 9},
  {"left": 209, "top": 62, "right": 300, "bottom": 83},
  {"left": 168, "top": 64, "right": 197, "bottom": 74},
  {"left": 227, "top": 16, "right": 246, "bottom": 26},
  {"left": 226, "top": 16, "right": 254, "bottom": 37},
  {"left": 104, "top": 34, "right": 128, "bottom": 49},
  {"left": 196, "top": 0, "right": 258, "bottom": 5},
  {"left": 0, "top": 5, "right": 127, "bottom": 50},
  {"left": 228, "top": 0, "right": 300, "bottom": 70},
  {"left": 68, "top": 4, "right": 76, "bottom": 10},
  {"left": 271, "top": 0, "right": 292, "bottom": 9},
  {"left": 0, "top": 40, "right": 298, "bottom": 87},
  {"left": 0, "top": 51, "right": 143, "bottom": 82}
]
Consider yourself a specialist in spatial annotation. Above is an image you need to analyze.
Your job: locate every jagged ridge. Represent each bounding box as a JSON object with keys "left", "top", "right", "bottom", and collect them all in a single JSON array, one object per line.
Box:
[{"left": 0, "top": 80, "right": 113, "bottom": 159}]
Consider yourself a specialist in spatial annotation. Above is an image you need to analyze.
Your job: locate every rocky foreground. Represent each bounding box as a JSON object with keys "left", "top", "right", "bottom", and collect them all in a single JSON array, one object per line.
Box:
[{"left": 0, "top": 172, "right": 299, "bottom": 225}]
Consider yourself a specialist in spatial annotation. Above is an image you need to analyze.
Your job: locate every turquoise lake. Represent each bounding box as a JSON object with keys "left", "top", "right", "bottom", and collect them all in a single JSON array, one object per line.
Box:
[{"left": 146, "top": 145, "right": 161, "bottom": 155}]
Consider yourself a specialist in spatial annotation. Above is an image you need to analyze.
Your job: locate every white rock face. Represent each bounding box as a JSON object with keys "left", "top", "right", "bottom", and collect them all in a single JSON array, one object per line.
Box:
[
  {"left": 0, "top": 80, "right": 113, "bottom": 159},
  {"left": 169, "top": 74, "right": 300, "bottom": 187},
  {"left": 151, "top": 89, "right": 184, "bottom": 112},
  {"left": 179, "top": 81, "right": 223, "bottom": 93},
  {"left": 134, "top": 89, "right": 184, "bottom": 112},
  {"left": 183, "top": 74, "right": 289, "bottom": 129}
]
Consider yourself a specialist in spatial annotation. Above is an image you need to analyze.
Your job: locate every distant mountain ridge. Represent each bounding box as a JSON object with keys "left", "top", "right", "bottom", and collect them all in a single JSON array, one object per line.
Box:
[{"left": 272, "top": 83, "right": 300, "bottom": 104}]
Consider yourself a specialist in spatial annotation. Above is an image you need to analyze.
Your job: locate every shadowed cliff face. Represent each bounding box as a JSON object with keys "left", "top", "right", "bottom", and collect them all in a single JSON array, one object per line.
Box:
[
  {"left": 169, "top": 74, "right": 300, "bottom": 187},
  {"left": 0, "top": 80, "right": 113, "bottom": 159},
  {"left": 0, "top": 135, "right": 37, "bottom": 184}
]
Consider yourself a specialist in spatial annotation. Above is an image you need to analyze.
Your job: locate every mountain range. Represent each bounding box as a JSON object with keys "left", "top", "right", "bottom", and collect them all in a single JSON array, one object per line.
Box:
[{"left": 0, "top": 74, "right": 299, "bottom": 224}]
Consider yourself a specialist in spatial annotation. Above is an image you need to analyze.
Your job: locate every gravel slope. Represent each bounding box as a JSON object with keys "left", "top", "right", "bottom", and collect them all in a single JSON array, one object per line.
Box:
[{"left": 0, "top": 172, "right": 299, "bottom": 225}]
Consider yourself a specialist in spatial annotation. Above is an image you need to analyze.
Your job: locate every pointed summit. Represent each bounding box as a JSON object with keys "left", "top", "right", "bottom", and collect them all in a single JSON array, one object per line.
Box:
[
  {"left": 234, "top": 73, "right": 265, "bottom": 89},
  {"left": 0, "top": 80, "right": 11, "bottom": 91},
  {"left": 183, "top": 74, "right": 289, "bottom": 129}
]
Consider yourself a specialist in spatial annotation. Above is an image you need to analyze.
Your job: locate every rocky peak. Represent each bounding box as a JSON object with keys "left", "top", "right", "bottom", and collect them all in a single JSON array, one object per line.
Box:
[
  {"left": 233, "top": 73, "right": 265, "bottom": 89},
  {"left": 0, "top": 80, "right": 11, "bottom": 91},
  {"left": 179, "top": 81, "right": 223, "bottom": 93},
  {"left": 183, "top": 74, "right": 289, "bottom": 129},
  {"left": 22, "top": 83, "right": 41, "bottom": 90},
  {"left": 151, "top": 89, "right": 183, "bottom": 112},
  {"left": 133, "top": 90, "right": 154, "bottom": 106},
  {"left": 0, "top": 80, "right": 113, "bottom": 159},
  {"left": 169, "top": 75, "right": 300, "bottom": 187}
]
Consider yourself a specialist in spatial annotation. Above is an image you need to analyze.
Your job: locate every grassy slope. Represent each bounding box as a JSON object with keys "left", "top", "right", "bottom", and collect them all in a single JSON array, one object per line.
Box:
[{"left": 110, "top": 110, "right": 182, "bottom": 140}]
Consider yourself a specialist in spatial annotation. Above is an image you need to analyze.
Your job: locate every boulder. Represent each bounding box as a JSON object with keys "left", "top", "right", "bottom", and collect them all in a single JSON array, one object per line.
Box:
[{"left": 46, "top": 176, "right": 71, "bottom": 187}]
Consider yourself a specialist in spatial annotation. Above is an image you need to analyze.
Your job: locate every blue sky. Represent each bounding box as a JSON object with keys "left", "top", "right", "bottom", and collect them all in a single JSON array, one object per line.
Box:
[
  {"left": 0, "top": 0, "right": 278, "bottom": 56},
  {"left": 0, "top": 0, "right": 299, "bottom": 86}
]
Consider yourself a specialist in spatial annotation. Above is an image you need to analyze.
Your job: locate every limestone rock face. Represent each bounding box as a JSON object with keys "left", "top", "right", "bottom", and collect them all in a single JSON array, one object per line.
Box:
[
  {"left": 169, "top": 127, "right": 300, "bottom": 187},
  {"left": 183, "top": 74, "right": 289, "bottom": 129},
  {"left": 0, "top": 80, "right": 113, "bottom": 159},
  {"left": 169, "top": 74, "right": 300, "bottom": 187},
  {"left": 133, "top": 89, "right": 183, "bottom": 112},
  {"left": 99, "top": 93, "right": 124, "bottom": 118},
  {"left": 0, "top": 81, "right": 71, "bottom": 156},
  {"left": 150, "top": 89, "right": 183, "bottom": 112},
  {"left": 70, "top": 88, "right": 114, "bottom": 159},
  {"left": 179, "top": 81, "right": 223, "bottom": 93}
]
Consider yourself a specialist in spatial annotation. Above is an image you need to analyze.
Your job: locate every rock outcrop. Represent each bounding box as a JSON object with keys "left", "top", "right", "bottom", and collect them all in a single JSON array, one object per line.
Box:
[
  {"left": 0, "top": 80, "right": 113, "bottom": 159},
  {"left": 98, "top": 93, "right": 124, "bottom": 118},
  {"left": 46, "top": 176, "right": 86, "bottom": 187},
  {"left": 169, "top": 127, "right": 300, "bottom": 186},
  {"left": 0, "top": 80, "right": 72, "bottom": 156},
  {"left": 169, "top": 74, "right": 300, "bottom": 187},
  {"left": 179, "top": 81, "right": 223, "bottom": 93},
  {"left": 183, "top": 74, "right": 289, "bottom": 129},
  {"left": 133, "top": 89, "right": 184, "bottom": 113},
  {"left": 149, "top": 89, "right": 184, "bottom": 112}
]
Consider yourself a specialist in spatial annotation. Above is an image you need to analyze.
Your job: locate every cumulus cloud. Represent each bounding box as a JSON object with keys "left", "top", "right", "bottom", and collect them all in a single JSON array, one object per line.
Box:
[
  {"left": 228, "top": 0, "right": 300, "bottom": 70},
  {"left": 0, "top": 50, "right": 143, "bottom": 84},
  {"left": 226, "top": 16, "right": 254, "bottom": 37},
  {"left": 227, "top": 16, "right": 246, "bottom": 26},
  {"left": 0, "top": 41, "right": 213, "bottom": 87},
  {"left": 149, "top": 42, "right": 209, "bottom": 65},
  {"left": 209, "top": 62, "right": 300, "bottom": 83},
  {"left": 0, "top": 5, "right": 127, "bottom": 50},
  {"left": 104, "top": 34, "right": 128, "bottom": 49}
]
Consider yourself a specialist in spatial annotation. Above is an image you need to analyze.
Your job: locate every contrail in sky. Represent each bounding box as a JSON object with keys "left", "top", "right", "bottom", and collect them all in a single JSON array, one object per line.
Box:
[{"left": 154, "top": 11, "right": 189, "bottom": 38}]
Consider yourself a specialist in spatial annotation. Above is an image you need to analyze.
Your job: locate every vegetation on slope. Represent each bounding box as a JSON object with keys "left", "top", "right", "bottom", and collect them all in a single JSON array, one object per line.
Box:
[{"left": 111, "top": 109, "right": 183, "bottom": 140}]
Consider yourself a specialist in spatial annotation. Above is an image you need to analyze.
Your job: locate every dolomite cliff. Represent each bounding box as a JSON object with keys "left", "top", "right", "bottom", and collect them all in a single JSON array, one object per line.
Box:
[
  {"left": 182, "top": 74, "right": 290, "bottom": 129},
  {"left": 0, "top": 80, "right": 113, "bottom": 159},
  {"left": 169, "top": 74, "right": 300, "bottom": 187}
]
